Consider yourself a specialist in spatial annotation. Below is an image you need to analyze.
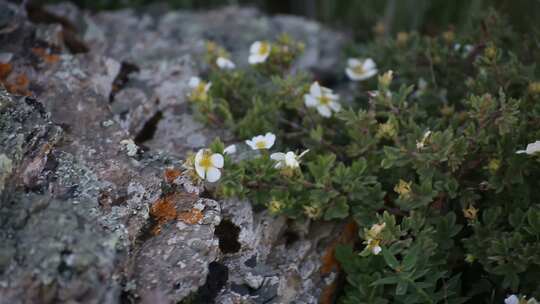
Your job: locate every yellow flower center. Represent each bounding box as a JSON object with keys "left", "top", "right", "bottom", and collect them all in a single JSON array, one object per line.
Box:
[
  {"left": 258, "top": 42, "right": 270, "bottom": 56},
  {"left": 318, "top": 95, "right": 331, "bottom": 105},
  {"left": 394, "top": 180, "right": 412, "bottom": 198},
  {"left": 463, "top": 205, "right": 479, "bottom": 220},
  {"left": 367, "top": 238, "right": 380, "bottom": 250},
  {"left": 268, "top": 200, "right": 283, "bottom": 213},
  {"left": 191, "top": 83, "right": 208, "bottom": 101},
  {"left": 352, "top": 64, "right": 365, "bottom": 75},
  {"left": 255, "top": 141, "right": 267, "bottom": 149},
  {"left": 198, "top": 153, "right": 213, "bottom": 169}
]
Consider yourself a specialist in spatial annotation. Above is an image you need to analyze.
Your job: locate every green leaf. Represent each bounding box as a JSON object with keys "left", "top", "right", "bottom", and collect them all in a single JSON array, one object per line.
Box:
[
  {"left": 372, "top": 276, "right": 401, "bottom": 286},
  {"left": 324, "top": 197, "right": 349, "bottom": 220},
  {"left": 307, "top": 153, "right": 336, "bottom": 183},
  {"left": 396, "top": 280, "right": 408, "bottom": 295},
  {"left": 527, "top": 208, "right": 540, "bottom": 235},
  {"left": 209, "top": 137, "right": 225, "bottom": 153},
  {"left": 382, "top": 247, "right": 400, "bottom": 270},
  {"left": 402, "top": 244, "right": 421, "bottom": 272}
]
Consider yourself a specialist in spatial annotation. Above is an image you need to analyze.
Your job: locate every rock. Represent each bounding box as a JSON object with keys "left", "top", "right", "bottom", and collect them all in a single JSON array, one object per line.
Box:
[{"left": 0, "top": 2, "right": 349, "bottom": 303}]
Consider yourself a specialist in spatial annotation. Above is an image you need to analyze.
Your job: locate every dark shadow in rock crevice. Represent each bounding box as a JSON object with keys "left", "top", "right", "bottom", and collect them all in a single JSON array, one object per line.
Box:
[
  {"left": 214, "top": 219, "right": 241, "bottom": 254},
  {"left": 26, "top": 4, "right": 89, "bottom": 53},
  {"left": 134, "top": 110, "right": 163, "bottom": 145},
  {"left": 109, "top": 61, "right": 140, "bottom": 103},
  {"left": 192, "top": 261, "right": 229, "bottom": 304}
]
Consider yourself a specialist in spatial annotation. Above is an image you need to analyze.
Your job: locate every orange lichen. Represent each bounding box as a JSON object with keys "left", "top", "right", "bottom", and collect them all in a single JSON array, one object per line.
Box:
[
  {"left": 31, "top": 47, "right": 60, "bottom": 64},
  {"left": 149, "top": 195, "right": 178, "bottom": 235},
  {"left": 320, "top": 220, "right": 358, "bottom": 275},
  {"left": 318, "top": 220, "right": 358, "bottom": 303},
  {"left": 177, "top": 208, "right": 204, "bottom": 225},
  {"left": 4, "top": 73, "right": 31, "bottom": 96},
  {"left": 0, "top": 63, "right": 12, "bottom": 80},
  {"left": 164, "top": 167, "right": 182, "bottom": 183},
  {"left": 319, "top": 280, "right": 338, "bottom": 304}
]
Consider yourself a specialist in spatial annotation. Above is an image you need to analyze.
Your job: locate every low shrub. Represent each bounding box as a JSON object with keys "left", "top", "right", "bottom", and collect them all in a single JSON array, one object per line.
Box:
[{"left": 186, "top": 9, "right": 540, "bottom": 303}]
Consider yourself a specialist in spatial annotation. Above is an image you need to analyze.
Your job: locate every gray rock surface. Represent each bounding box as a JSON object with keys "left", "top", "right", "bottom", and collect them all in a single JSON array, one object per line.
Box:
[{"left": 0, "top": 2, "right": 347, "bottom": 303}]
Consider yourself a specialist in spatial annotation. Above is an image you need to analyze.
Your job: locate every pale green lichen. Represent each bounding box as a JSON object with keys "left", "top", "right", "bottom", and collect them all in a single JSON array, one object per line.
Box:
[{"left": 0, "top": 154, "right": 13, "bottom": 193}]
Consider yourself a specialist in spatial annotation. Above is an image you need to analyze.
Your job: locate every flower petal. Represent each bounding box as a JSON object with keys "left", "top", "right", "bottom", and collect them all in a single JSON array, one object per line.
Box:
[
  {"left": 363, "top": 58, "right": 376, "bottom": 70},
  {"left": 309, "top": 82, "right": 322, "bottom": 97},
  {"left": 250, "top": 41, "right": 261, "bottom": 54},
  {"left": 317, "top": 105, "right": 332, "bottom": 117},
  {"left": 206, "top": 167, "right": 221, "bottom": 182},
  {"left": 270, "top": 152, "right": 286, "bottom": 160},
  {"left": 265, "top": 133, "right": 276, "bottom": 148},
  {"left": 223, "top": 144, "right": 236, "bottom": 155},
  {"left": 189, "top": 77, "right": 200, "bottom": 88},
  {"left": 347, "top": 58, "right": 361, "bottom": 67},
  {"left": 505, "top": 295, "right": 519, "bottom": 304},
  {"left": 345, "top": 68, "right": 362, "bottom": 81},
  {"left": 245, "top": 139, "right": 256, "bottom": 150},
  {"left": 329, "top": 101, "right": 341, "bottom": 112},
  {"left": 211, "top": 153, "right": 224, "bottom": 168},
  {"left": 304, "top": 94, "right": 317, "bottom": 107}
]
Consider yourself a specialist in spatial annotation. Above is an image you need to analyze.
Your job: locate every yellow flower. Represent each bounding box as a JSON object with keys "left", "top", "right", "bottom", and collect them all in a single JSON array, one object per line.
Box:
[
  {"left": 366, "top": 222, "right": 386, "bottom": 239},
  {"left": 463, "top": 205, "right": 479, "bottom": 220},
  {"left": 303, "top": 205, "right": 322, "bottom": 219},
  {"left": 484, "top": 45, "right": 497, "bottom": 60},
  {"left": 487, "top": 159, "right": 501, "bottom": 173},
  {"left": 378, "top": 70, "right": 394, "bottom": 87},
  {"left": 376, "top": 121, "right": 397, "bottom": 139},
  {"left": 465, "top": 254, "right": 476, "bottom": 264},
  {"left": 268, "top": 199, "right": 284, "bottom": 214},
  {"left": 442, "top": 30, "right": 455, "bottom": 43},
  {"left": 366, "top": 238, "right": 382, "bottom": 255},
  {"left": 528, "top": 82, "right": 540, "bottom": 94},
  {"left": 396, "top": 32, "right": 409, "bottom": 46},
  {"left": 188, "top": 77, "right": 211, "bottom": 102},
  {"left": 363, "top": 222, "right": 386, "bottom": 255},
  {"left": 394, "top": 180, "right": 412, "bottom": 199}
]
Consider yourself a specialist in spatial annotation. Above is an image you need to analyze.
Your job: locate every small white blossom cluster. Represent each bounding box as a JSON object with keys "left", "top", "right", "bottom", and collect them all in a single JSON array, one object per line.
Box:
[
  {"left": 505, "top": 294, "right": 538, "bottom": 304},
  {"left": 516, "top": 140, "right": 540, "bottom": 155},
  {"left": 304, "top": 82, "right": 341, "bottom": 118},
  {"left": 193, "top": 132, "right": 308, "bottom": 182}
]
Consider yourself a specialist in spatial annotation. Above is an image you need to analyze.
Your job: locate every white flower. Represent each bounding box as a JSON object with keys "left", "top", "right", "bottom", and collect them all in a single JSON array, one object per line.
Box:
[
  {"left": 188, "top": 76, "right": 211, "bottom": 101},
  {"left": 194, "top": 149, "right": 224, "bottom": 182},
  {"left": 249, "top": 41, "right": 271, "bottom": 64},
  {"left": 216, "top": 57, "right": 236, "bottom": 70},
  {"left": 270, "top": 150, "right": 309, "bottom": 169},
  {"left": 345, "top": 58, "right": 378, "bottom": 81},
  {"left": 505, "top": 295, "right": 519, "bottom": 304},
  {"left": 223, "top": 144, "right": 237, "bottom": 155},
  {"left": 367, "top": 239, "right": 382, "bottom": 255},
  {"left": 304, "top": 82, "right": 341, "bottom": 118},
  {"left": 516, "top": 140, "right": 540, "bottom": 155},
  {"left": 120, "top": 139, "right": 138, "bottom": 157},
  {"left": 413, "top": 77, "right": 428, "bottom": 98},
  {"left": 416, "top": 130, "right": 432, "bottom": 149},
  {"left": 368, "top": 90, "right": 392, "bottom": 98},
  {"left": 246, "top": 133, "right": 276, "bottom": 150}
]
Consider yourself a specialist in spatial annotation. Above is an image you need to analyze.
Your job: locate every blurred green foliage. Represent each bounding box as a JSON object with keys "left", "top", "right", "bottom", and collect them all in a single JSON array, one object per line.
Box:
[{"left": 34, "top": 0, "right": 540, "bottom": 38}]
